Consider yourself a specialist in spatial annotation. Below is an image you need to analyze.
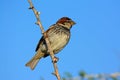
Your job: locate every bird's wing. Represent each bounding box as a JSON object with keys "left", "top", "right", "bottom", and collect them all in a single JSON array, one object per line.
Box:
[
  {"left": 35, "top": 24, "right": 56, "bottom": 52},
  {"left": 35, "top": 36, "right": 44, "bottom": 51}
]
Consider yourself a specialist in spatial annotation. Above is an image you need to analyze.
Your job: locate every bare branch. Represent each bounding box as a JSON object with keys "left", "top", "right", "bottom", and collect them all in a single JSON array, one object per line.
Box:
[{"left": 27, "top": 0, "right": 61, "bottom": 80}]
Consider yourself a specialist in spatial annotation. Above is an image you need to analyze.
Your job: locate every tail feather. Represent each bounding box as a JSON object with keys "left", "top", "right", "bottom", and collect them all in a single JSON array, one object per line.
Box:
[
  {"left": 25, "top": 50, "right": 44, "bottom": 70},
  {"left": 25, "top": 58, "right": 40, "bottom": 70}
]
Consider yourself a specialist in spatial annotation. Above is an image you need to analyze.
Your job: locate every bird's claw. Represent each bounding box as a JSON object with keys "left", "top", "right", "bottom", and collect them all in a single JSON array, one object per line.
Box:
[{"left": 52, "top": 56, "right": 59, "bottom": 63}]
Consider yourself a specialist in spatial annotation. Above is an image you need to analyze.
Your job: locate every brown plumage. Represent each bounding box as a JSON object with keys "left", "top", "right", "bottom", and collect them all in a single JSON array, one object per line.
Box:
[{"left": 25, "top": 17, "right": 76, "bottom": 70}]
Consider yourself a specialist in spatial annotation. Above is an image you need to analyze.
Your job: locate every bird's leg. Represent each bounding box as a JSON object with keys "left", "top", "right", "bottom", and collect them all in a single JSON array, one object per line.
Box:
[{"left": 47, "top": 50, "right": 59, "bottom": 63}]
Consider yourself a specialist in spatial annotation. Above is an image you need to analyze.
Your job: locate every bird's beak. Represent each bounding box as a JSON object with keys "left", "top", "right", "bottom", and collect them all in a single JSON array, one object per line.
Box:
[{"left": 70, "top": 20, "right": 76, "bottom": 25}]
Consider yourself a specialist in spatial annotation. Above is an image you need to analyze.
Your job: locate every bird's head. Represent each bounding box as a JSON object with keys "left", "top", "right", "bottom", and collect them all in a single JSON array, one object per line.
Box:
[{"left": 56, "top": 17, "right": 76, "bottom": 29}]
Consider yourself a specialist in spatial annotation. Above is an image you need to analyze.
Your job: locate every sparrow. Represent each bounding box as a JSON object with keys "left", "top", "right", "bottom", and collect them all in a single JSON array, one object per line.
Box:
[{"left": 25, "top": 17, "right": 76, "bottom": 70}]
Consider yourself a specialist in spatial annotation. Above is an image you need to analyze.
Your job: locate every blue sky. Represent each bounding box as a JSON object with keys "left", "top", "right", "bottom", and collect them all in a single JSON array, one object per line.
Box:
[{"left": 1, "top": 0, "right": 120, "bottom": 80}]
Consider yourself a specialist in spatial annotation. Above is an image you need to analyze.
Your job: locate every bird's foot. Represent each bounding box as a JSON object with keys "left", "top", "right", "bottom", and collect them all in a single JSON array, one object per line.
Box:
[{"left": 52, "top": 56, "right": 59, "bottom": 63}]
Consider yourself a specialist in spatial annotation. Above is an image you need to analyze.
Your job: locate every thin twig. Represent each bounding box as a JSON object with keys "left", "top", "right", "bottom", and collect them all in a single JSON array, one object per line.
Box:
[{"left": 27, "top": 0, "right": 61, "bottom": 80}]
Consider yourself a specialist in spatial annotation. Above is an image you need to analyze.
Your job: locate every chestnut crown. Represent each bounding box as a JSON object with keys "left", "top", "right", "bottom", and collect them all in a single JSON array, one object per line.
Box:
[{"left": 56, "top": 17, "right": 76, "bottom": 29}]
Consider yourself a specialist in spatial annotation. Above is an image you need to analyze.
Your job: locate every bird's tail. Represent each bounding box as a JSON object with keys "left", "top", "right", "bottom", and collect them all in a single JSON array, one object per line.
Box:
[{"left": 25, "top": 50, "right": 44, "bottom": 70}]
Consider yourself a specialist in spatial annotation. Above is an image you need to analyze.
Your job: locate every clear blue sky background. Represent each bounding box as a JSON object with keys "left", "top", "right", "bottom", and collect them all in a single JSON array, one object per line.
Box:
[{"left": 1, "top": 0, "right": 120, "bottom": 80}]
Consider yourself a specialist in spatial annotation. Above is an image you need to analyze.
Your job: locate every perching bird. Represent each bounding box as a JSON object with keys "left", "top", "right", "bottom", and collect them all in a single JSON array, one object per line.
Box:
[{"left": 25, "top": 17, "right": 76, "bottom": 70}]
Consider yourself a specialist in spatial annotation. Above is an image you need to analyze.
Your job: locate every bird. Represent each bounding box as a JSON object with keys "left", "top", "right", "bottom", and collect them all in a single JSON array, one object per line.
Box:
[{"left": 25, "top": 17, "right": 76, "bottom": 70}]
